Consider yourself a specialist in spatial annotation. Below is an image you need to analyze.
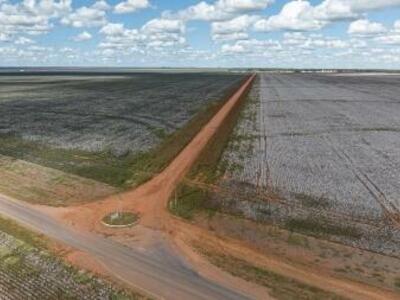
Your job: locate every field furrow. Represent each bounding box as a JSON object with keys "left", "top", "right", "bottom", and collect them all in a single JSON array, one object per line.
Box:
[{"left": 212, "top": 73, "right": 400, "bottom": 255}]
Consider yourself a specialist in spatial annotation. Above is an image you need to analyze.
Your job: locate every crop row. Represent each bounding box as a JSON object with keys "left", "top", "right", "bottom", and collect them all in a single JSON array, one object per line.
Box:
[
  {"left": 0, "top": 73, "right": 242, "bottom": 155},
  {"left": 212, "top": 73, "right": 400, "bottom": 255},
  {"left": 0, "top": 231, "right": 132, "bottom": 299}
]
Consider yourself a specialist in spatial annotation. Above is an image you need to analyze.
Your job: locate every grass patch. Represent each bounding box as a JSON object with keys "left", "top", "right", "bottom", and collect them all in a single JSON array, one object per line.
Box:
[
  {"left": 194, "top": 245, "right": 347, "bottom": 300},
  {"left": 74, "top": 270, "right": 92, "bottom": 284},
  {"left": 334, "top": 268, "right": 347, "bottom": 273},
  {"left": 287, "top": 233, "right": 310, "bottom": 248},
  {"left": 0, "top": 136, "right": 136, "bottom": 187},
  {"left": 285, "top": 217, "right": 362, "bottom": 239},
  {"left": 169, "top": 76, "right": 254, "bottom": 219},
  {"left": 169, "top": 185, "right": 215, "bottom": 220},
  {"left": 0, "top": 154, "right": 117, "bottom": 206},
  {"left": 0, "top": 216, "right": 48, "bottom": 249},
  {"left": 189, "top": 86, "right": 255, "bottom": 183},
  {"left": 102, "top": 212, "right": 139, "bottom": 226},
  {"left": 292, "top": 192, "right": 331, "bottom": 209},
  {"left": 394, "top": 277, "right": 400, "bottom": 289}
]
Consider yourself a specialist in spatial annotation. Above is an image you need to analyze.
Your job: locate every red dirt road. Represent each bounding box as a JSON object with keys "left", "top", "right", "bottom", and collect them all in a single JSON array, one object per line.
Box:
[
  {"left": 47, "top": 72, "right": 398, "bottom": 300},
  {"left": 2, "top": 73, "right": 398, "bottom": 299},
  {"left": 55, "top": 74, "right": 256, "bottom": 233}
]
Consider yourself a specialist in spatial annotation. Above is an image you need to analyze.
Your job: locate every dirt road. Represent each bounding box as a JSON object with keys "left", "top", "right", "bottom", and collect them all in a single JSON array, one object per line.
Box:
[
  {"left": 0, "top": 73, "right": 395, "bottom": 300},
  {"left": 0, "top": 193, "right": 254, "bottom": 299},
  {"left": 0, "top": 75, "right": 258, "bottom": 299}
]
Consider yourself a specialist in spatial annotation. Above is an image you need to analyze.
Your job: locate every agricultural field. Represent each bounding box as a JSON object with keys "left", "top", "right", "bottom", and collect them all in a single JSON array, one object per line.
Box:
[
  {"left": 0, "top": 154, "right": 116, "bottom": 206},
  {"left": 0, "top": 217, "right": 142, "bottom": 300},
  {"left": 0, "top": 72, "right": 244, "bottom": 190},
  {"left": 206, "top": 73, "right": 400, "bottom": 255}
]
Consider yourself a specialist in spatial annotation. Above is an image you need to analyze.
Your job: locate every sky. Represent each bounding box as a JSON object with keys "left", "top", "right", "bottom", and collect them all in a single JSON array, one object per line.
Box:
[{"left": 0, "top": 0, "right": 400, "bottom": 68}]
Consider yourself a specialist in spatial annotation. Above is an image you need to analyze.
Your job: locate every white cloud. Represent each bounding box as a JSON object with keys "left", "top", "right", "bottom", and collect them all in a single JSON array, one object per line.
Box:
[
  {"left": 302, "top": 37, "right": 348, "bottom": 49},
  {"left": 254, "top": 1, "right": 325, "bottom": 32},
  {"left": 0, "top": 33, "right": 11, "bottom": 42},
  {"left": 14, "top": 36, "right": 35, "bottom": 45},
  {"left": 100, "top": 23, "right": 127, "bottom": 36},
  {"left": 0, "top": 0, "right": 72, "bottom": 37},
  {"left": 99, "top": 18, "right": 185, "bottom": 52},
  {"left": 170, "top": 0, "right": 273, "bottom": 22},
  {"left": 61, "top": 1, "right": 109, "bottom": 28},
  {"left": 212, "top": 15, "right": 258, "bottom": 41},
  {"left": 92, "top": 0, "right": 110, "bottom": 11},
  {"left": 114, "top": 0, "right": 149, "bottom": 14},
  {"left": 20, "top": 0, "right": 72, "bottom": 18},
  {"left": 394, "top": 20, "right": 400, "bottom": 32},
  {"left": 282, "top": 32, "right": 364, "bottom": 51},
  {"left": 282, "top": 32, "right": 307, "bottom": 45},
  {"left": 99, "top": 23, "right": 140, "bottom": 49},
  {"left": 341, "top": 0, "right": 400, "bottom": 12},
  {"left": 217, "top": 0, "right": 273, "bottom": 13},
  {"left": 141, "top": 18, "right": 186, "bottom": 47},
  {"left": 373, "top": 20, "right": 400, "bottom": 45},
  {"left": 221, "top": 43, "right": 247, "bottom": 53},
  {"left": 142, "top": 18, "right": 184, "bottom": 34},
  {"left": 348, "top": 19, "right": 387, "bottom": 36},
  {"left": 255, "top": 0, "right": 400, "bottom": 32},
  {"left": 72, "top": 31, "right": 92, "bottom": 41},
  {"left": 221, "top": 38, "right": 281, "bottom": 54},
  {"left": 314, "top": 0, "right": 400, "bottom": 21},
  {"left": 0, "top": 44, "right": 57, "bottom": 63},
  {"left": 1, "top": 0, "right": 400, "bottom": 68},
  {"left": 375, "top": 34, "right": 400, "bottom": 45},
  {"left": 349, "top": 38, "right": 367, "bottom": 49},
  {"left": 169, "top": 2, "right": 219, "bottom": 22},
  {"left": 213, "top": 32, "right": 249, "bottom": 41},
  {"left": 312, "top": 0, "right": 356, "bottom": 21}
]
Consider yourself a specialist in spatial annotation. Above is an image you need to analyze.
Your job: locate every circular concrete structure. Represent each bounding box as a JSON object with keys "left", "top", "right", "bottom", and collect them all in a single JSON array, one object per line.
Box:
[{"left": 101, "top": 212, "right": 139, "bottom": 228}]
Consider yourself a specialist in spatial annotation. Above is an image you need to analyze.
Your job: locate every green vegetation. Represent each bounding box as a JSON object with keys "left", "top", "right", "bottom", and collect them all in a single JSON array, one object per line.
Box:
[
  {"left": 169, "top": 185, "right": 213, "bottom": 220},
  {"left": 0, "top": 216, "right": 48, "bottom": 249},
  {"left": 170, "top": 77, "right": 254, "bottom": 219},
  {"left": 102, "top": 212, "right": 139, "bottom": 226},
  {"left": 74, "top": 270, "right": 92, "bottom": 284},
  {"left": 194, "top": 245, "right": 347, "bottom": 300},
  {"left": 285, "top": 217, "right": 362, "bottom": 239},
  {"left": 293, "top": 192, "right": 331, "bottom": 209},
  {"left": 287, "top": 233, "right": 310, "bottom": 248},
  {"left": 394, "top": 277, "right": 400, "bottom": 289},
  {"left": 0, "top": 154, "right": 116, "bottom": 206},
  {"left": 0, "top": 135, "right": 136, "bottom": 187}
]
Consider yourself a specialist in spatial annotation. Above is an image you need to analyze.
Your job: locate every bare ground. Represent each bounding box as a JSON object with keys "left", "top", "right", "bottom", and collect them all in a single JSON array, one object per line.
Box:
[{"left": 0, "top": 154, "right": 116, "bottom": 206}]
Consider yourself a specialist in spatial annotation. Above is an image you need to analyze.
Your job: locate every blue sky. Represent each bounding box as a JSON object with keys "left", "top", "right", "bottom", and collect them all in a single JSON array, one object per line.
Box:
[{"left": 1, "top": 0, "right": 400, "bottom": 68}]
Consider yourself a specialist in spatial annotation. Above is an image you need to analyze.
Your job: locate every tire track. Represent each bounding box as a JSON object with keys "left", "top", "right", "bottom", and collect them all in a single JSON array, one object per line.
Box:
[
  {"left": 324, "top": 135, "right": 400, "bottom": 225},
  {"left": 266, "top": 75, "right": 398, "bottom": 224}
]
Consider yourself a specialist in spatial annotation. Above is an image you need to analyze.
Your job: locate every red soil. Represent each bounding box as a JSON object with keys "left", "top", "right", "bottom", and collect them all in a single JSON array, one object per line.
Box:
[{"left": 35, "top": 74, "right": 398, "bottom": 300}]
